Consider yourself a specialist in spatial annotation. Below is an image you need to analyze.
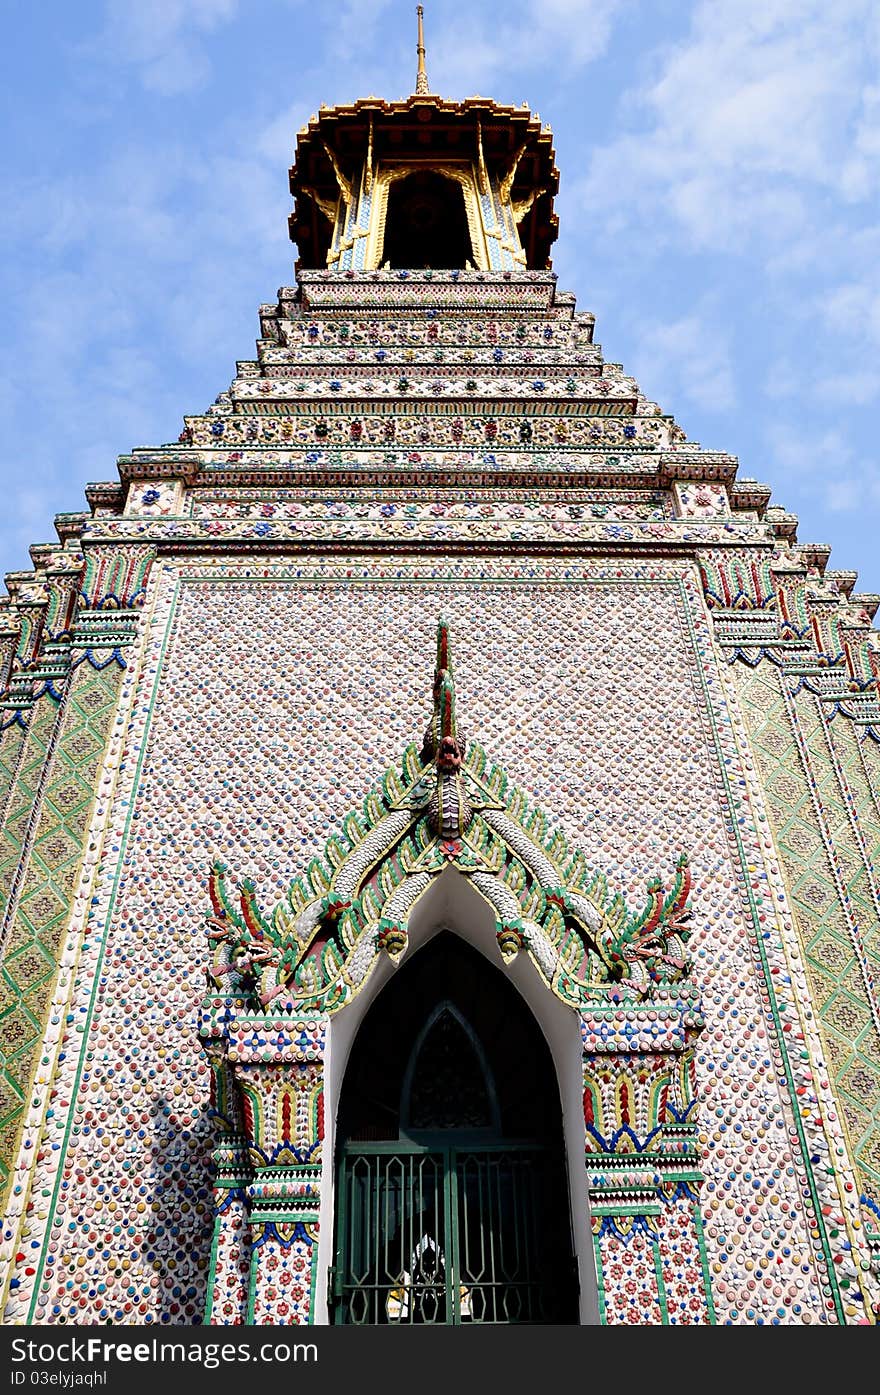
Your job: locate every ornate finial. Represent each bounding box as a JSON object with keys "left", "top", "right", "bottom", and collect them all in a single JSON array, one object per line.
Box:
[
  {"left": 436, "top": 614, "right": 450, "bottom": 675},
  {"left": 421, "top": 617, "right": 463, "bottom": 765},
  {"left": 423, "top": 619, "right": 471, "bottom": 840},
  {"left": 415, "top": 5, "right": 430, "bottom": 95}
]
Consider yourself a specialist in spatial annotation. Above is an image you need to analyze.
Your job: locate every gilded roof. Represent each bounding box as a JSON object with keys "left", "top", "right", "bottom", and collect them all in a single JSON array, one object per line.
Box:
[{"left": 288, "top": 93, "right": 560, "bottom": 270}]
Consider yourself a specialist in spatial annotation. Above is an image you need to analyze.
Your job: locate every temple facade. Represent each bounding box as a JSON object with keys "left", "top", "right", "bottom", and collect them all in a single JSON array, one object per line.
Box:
[{"left": 1, "top": 47, "right": 880, "bottom": 1327}]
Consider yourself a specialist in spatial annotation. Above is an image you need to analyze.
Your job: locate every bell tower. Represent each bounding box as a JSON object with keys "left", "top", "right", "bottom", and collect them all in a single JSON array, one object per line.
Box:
[
  {"left": 288, "top": 12, "right": 558, "bottom": 273},
  {"left": 2, "top": 2, "right": 880, "bottom": 1336}
]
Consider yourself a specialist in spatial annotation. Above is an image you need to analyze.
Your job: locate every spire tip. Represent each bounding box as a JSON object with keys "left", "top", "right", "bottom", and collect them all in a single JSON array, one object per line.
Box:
[{"left": 415, "top": 5, "right": 430, "bottom": 95}]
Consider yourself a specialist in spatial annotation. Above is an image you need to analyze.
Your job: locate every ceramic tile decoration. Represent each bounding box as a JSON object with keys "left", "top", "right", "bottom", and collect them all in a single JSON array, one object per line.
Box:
[{"left": 1, "top": 52, "right": 879, "bottom": 1327}]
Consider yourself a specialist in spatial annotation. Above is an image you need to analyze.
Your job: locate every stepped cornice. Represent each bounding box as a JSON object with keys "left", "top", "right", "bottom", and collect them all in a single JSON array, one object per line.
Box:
[
  {"left": 296, "top": 268, "right": 560, "bottom": 308},
  {"left": 1, "top": 273, "right": 875, "bottom": 690},
  {"left": 113, "top": 456, "right": 727, "bottom": 493}
]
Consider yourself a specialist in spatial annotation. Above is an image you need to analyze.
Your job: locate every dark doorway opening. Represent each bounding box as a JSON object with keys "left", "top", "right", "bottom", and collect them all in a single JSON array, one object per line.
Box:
[
  {"left": 381, "top": 171, "right": 474, "bottom": 269},
  {"left": 332, "top": 932, "right": 578, "bottom": 1324}
]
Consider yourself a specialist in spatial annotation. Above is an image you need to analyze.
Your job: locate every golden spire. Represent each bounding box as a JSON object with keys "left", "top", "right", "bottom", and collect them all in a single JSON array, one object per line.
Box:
[{"left": 415, "top": 5, "right": 430, "bottom": 95}]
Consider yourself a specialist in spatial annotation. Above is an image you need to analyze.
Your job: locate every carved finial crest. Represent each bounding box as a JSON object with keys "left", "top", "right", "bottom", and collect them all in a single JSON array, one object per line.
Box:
[{"left": 422, "top": 617, "right": 464, "bottom": 765}]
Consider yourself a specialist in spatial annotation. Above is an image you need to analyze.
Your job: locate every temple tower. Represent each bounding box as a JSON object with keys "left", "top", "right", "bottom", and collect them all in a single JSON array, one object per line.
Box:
[{"left": 1, "top": 17, "right": 879, "bottom": 1326}]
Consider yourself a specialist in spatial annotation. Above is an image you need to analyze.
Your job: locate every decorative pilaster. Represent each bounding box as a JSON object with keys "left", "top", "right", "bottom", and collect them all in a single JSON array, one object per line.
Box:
[
  {"left": 198, "top": 1004, "right": 326, "bottom": 1325},
  {"left": 201, "top": 1041, "right": 252, "bottom": 1325},
  {"left": 246, "top": 1171, "right": 321, "bottom": 1325},
  {"left": 698, "top": 544, "right": 880, "bottom": 733},
  {"left": 580, "top": 985, "right": 714, "bottom": 1325},
  {"left": 0, "top": 574, "right": 54, "bottom": 922},
  {"left": 0, "top": 548, "right": 85, "bottom": 902},
  {"left": 0, "top": 602, "right": 23, "bottom": 800},
  {"left": 0, "top": 544, "right": 154, "bottom": 1213}
]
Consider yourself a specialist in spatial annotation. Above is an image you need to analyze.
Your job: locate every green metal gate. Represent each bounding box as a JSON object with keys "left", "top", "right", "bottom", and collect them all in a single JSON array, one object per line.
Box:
[{"left": 332, "top": 1141, "right": 555, "bottom": 1324}]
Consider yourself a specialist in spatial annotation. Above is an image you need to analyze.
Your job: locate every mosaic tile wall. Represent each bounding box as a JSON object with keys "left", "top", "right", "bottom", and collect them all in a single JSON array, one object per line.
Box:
[
  {"left": 0, "top": 232, "right": 876, "bottom": 1327},
  {"left": 733, "top": 665, "right": 880, "bottom": 1196},
  {"left": 1, "top": 556, "right": 853, "bottom": 1323},
  {"left": 0, "top": 664, "right": 132, "bottom": 1208},
  {"left": 0, "top": 700, "right": 60, "bottom": 929}
]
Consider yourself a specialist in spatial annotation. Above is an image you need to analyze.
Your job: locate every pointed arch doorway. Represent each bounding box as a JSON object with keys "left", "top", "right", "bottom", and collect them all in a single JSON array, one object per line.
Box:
[{"left": 331, "top": 931, "right": 578, "bottom": 1324}]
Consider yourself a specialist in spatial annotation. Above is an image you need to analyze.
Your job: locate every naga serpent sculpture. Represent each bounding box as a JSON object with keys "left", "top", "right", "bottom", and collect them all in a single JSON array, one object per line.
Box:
[{"left": 205, "top": 619, "right": 694, "bottom": 1014}]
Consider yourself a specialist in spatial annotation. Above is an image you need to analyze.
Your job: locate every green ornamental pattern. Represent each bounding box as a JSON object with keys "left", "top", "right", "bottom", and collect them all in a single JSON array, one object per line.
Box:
[
  {"left": 0, "top": 722, "right": 31, "bottom": 904},
  {"left": 734, "top": 663, "right": 880, "bottom": 1193},
  {"left": 0, "top": 659, "right": 127, "bottom": 1208},
  {"left": 0, "top": 701, "right": 61, "bottom": 928}
]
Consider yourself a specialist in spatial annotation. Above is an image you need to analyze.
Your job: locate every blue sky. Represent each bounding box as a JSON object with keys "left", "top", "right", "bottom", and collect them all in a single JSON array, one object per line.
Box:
[{"left": 2, "top": 1, "right": 878, "bottom": 590}]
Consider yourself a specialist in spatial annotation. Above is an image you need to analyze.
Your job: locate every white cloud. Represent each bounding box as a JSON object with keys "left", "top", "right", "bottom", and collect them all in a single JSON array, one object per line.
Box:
[
  {"left": 768, "top": 425, "right": 853, "bottom": 478},
  {"left": 818, "top": 370, "right": 880, "bottom": 407},
  {"left": 823, "top": 276, "right": 880, "bottom": 349},
  {"left": 578, "top": 0, "right": 880, "bottom": 251},
  {"left": 764, "top": 423, "right": 880, "bottom": 518},
  {"left": 83, "top": 0, "right": 242, "bottom": 94},
  {"left": 566, "top": 0, "right": 880, "bottom": 541},
  {"left": 427, "top": 0, "right": 625, "bottom": 97},
  {"left": 629, "top": 306, "right": 736, "bottom": 417},
  {"left": 327, "top": 0, "right": 397, "bottom": 67},
  {"left": 763, "top": 359, "right": 798, "bottom": 402},
  {"left": 825, "top": 478, "right": 863, "bottom": 512},
  {"left": 255, "top": 103, "right": 312, "bottom": 166}
]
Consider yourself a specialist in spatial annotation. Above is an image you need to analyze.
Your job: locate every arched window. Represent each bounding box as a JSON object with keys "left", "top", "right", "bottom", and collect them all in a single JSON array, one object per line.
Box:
[
  {"left": 381, "top": 170, "right": 474, "bottom": 269},
  {"left": 400, "top": 1001, "right": 500, "bottom": 1134}
]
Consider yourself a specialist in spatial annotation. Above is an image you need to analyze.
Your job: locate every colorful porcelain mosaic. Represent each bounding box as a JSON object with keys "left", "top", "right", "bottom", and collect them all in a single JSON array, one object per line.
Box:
[
  {"left": 0, "top": 549, "right": 865, "bottom": 1323},
  {"left": 0, "top": 81, "right": 879, "bottom": 1325}
]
